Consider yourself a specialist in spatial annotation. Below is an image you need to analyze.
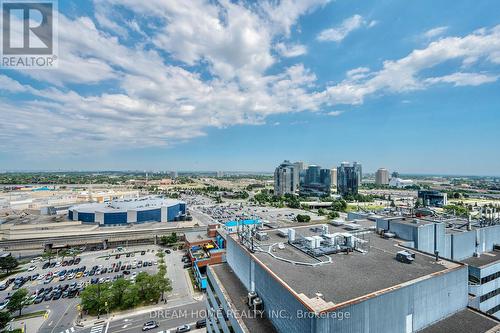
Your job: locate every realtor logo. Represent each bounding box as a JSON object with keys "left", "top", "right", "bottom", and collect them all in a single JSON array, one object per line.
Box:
[{"left": 1, "top": 0, "right": 58, "bottom": 68}]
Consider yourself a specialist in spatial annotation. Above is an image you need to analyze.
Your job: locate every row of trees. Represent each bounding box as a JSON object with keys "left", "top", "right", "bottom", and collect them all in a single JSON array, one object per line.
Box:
[
  {"left": 80, "top": 252, "right": 172, "bottom": 316},
  {"left": 159, "top": 233, "right": 179, "bottom": 246}
]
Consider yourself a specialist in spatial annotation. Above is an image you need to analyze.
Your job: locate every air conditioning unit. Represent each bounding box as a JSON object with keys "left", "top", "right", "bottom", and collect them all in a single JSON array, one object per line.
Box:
[
  {"left": 247, "top": 291, "right": 258, "bottom": 307},
  {"left": 252, "top": 297, "right": 264, "bottom": 312}
]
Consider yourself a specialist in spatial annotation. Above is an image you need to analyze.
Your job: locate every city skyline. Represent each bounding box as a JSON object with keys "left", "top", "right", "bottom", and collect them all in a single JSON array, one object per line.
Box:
[{"left": 0, "top": 1, "right": 499, "bottom": 175}]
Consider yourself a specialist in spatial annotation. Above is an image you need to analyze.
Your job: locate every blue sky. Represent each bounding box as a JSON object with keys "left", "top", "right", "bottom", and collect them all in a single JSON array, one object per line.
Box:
[{"left": 1, "top": 0, "right": 499, "bottom": 175}]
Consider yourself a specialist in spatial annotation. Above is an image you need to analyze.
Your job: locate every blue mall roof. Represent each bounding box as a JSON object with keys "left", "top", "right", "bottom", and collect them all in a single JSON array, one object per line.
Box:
[{"left": 225, "top": 219, "right": 261, "bottom": 227}]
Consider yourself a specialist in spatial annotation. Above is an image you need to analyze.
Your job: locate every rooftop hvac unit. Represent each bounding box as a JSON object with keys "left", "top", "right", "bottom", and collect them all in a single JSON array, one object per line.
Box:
[
  {"left": 247, "top": 291, "right": 258, "bottom": 307},
  {"left": 323, "top": 234, "right": 336, "bottom": 246},
  {"left": 330, "top": 219, "right": 344, "bottom": 226},
  {"left": 288, "top": 228, "right": 296, "bottom": 242},
  {"left": 305, "top": 236, "right": 315, "bottom": 249},
  {"left": 322, "top": 225, "right": 328, "bottom": 235},
  {"left": 345, "top": 235, "right": 354, "bottom": 248},
  {"left": 277, "top": 229, "right": 289, "bottom": 237},
  {"left": 252, "top": 297, "right": 264, "bottom": 311},
  {"left": 255, "top": 232, "right": 269, "bottom": 241},
  {"left": 313, "top": 235, "right": 323, "bottom": 248}
]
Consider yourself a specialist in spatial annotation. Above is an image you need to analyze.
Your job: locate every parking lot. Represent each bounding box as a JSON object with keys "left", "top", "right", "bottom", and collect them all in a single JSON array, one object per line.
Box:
[
  {"left": 191, "top": 199, "right": 323, "bottom": 226},
  {"left": 0, "top": 245, "right": 188, "bottom": 333}
]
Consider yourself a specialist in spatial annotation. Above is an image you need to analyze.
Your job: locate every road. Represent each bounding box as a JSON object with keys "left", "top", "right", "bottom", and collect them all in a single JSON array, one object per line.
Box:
[{"left": 80, "top": 300, "right": 206, "bottom": 333}]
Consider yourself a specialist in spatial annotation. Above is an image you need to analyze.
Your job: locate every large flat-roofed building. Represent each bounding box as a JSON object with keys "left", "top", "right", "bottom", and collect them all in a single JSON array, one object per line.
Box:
[
  {"left": 367, "top": 212, "right": 500, "bottom": 319},
  {"left": 205, "top": 219, "right": 479, "bottom": 333},
  {"left": 68, "top": 196, "right": 186, "bottom": 225}
]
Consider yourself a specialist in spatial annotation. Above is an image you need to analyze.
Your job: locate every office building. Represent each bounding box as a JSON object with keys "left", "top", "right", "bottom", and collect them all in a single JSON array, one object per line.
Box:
[
  {"left": 68, "top": 196, "right": 186, "bottom": 225},
  {"left": 274, "top": 160, "right": 299, "bottom": 196},
  {"left": 353, "top": 162, "right": 362, "bottom": 185},
  {"left": 418, "top": 190, "right": 448, "bottom": 207},
  {"left": 300, "top": 165, "right": 331, "bottom": 196},
  {"left": 330, "top": 168, "right": 337, "bottom": 188},
  {"left": 205, "top": 221, "right": 500, "bottom": 332},
  {"left": 337, "top": 162, "right": 358, "bottom": 196},
  {"left": 375, "top": 168, "right": 389, "bottom": 185}
]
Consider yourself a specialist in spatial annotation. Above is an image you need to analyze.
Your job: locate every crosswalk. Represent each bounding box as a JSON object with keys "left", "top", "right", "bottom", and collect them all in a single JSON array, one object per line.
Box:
[
  {"left": 90, "top": 324, "right": 104, "bottom": 333},
  {"left": 59, "top": 327, "right": 75, "bottom": 333}
]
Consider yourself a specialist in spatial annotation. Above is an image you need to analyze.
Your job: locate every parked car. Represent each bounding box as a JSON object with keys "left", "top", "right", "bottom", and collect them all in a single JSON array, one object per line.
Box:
[{"left": 0, "top": 300, "right": 9, "bottom": 310}]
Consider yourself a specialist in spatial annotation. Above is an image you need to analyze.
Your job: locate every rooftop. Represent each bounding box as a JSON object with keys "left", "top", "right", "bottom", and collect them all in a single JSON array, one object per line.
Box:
[
  {"left": 71, "top": 196, "right": 184, "bottom": 213},
  {"left": 210, "top": 263, "right": 277, "bottom": 333},
  {"left": 462, "top": 249, "right": 500, "bottom": 268},
  {"left": 418, "top": 308, "right": 500, "bottom": 333},
  {"left": 232, "top": 221, "right": 462, "bottom": 311}
]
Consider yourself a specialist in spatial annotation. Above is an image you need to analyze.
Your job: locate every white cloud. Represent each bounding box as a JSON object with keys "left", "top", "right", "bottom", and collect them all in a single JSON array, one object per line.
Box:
[
  {"left": 424, "top": 26, "right": 448, "bottom": 39},
  {"left": 276, "top": 42, "right": 307, "bottom": 57},
  {"left": 2, "top": 1, "right": 499, "bottom": 156},
  {"left": 425, "top": 72, "right": 499, "bottom": 86},
  {"left": 327, "top": 111, "right": 343, "bottom": 116},
  {"left": 317, "top": 14, "right": 375, "bottom": 43}
]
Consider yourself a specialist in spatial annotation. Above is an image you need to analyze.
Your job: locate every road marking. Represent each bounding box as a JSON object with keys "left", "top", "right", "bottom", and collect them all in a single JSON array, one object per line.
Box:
[
  {"left": 90, "top": 324, "right": 104, "bottom": 333},
  {"left": 104, "top": 321, "right": 110, "bottom": 333}
]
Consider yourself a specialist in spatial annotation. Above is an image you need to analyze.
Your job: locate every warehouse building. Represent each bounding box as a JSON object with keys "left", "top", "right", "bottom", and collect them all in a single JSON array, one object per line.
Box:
[
  {"left": 205, "top": 221, "right": 499, "bottom": 332},
  {"left": 68, "top": 196, "right": 186, "bottom": 225},
  {"left": 357, "top": 212, "right": 500, "bottom": 319}
]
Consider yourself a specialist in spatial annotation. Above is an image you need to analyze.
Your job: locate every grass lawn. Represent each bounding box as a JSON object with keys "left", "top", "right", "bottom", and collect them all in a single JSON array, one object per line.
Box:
[{"left": 13, "top": 310, "right": 47, "bottom": 320}]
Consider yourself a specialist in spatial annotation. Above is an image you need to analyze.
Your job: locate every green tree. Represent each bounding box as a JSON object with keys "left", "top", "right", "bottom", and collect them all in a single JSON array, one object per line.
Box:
[
  {"left": 296, "top": 214, "right": 311, "bottom": 223},
  {"left": 7, "top": 288, "right": 28, "bottom": 316},
  {"left": 109, "top": 278, "right": 131, "bottom": 309},
  {"left": 80, "top": 283, "right": 110, "bottom": 317},
  {"left": 0, "top": 311, "right": 11, "bottom": 330},
  {"left": 0, "top": 256, "right": 18, "bottom": 273},
  {"left": 328, "top": 211, "right": 340, "bottom": 219}
]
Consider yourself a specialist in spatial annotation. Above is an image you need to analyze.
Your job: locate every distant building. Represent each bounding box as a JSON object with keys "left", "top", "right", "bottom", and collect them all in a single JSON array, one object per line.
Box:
[
  {"left": 68, "top": 196, "right": 186, "bottom": 225},
  {"left": 353, "top": 162, "right": 363, "bottom": 185},
  {"left": 330, "top": 168, "right": 337, "bottom": 188},
  {"left": 300, "top": 165, "right": 331, "bottom": 196},
  {"left": 389, "top": 177, "right": 414, "bottom": 188},
  {"left": 216, "top": 171, "right": 224, "bottom": 178},
  {"left": 375, "top": 168, "right": 389, "bottom": 185},
  {"left": 274, "top": 160, "right": 299, "bottom": 196},
  {"left": 418, "top": 190, "right": 448, "bottom": 207},
  {"left": 169, "top": 171, "right": 178, "bottom": 179},
  {"left": 337, "top": 162, "right": 358, "bottom": 196}
]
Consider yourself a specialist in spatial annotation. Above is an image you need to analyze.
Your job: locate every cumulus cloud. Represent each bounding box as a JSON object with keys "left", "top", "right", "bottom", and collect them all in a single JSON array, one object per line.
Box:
[
  {"left": 317, "top": 14, "right": 376, "bottom": 42},
  {"left": 1, "top": 1, "right": 499, "bottom": 156}
]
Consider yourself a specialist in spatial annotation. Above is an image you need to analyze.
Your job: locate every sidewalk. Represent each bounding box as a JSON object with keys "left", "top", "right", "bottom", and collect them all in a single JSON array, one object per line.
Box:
[
  {"left": 8, "top": 315, "right": 45, "bottom": 333},
  {"left": 75, "top": 296, "right": 204, "bottom": 329}
]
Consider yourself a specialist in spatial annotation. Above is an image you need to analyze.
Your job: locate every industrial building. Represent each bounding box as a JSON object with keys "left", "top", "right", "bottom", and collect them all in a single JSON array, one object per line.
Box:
[
  {"left": 348, "top": 210, "right": 500, "bottom": 320},
  {"left": 68, "top": 196, "right": 186, "bottom": 225},
  {"left": 205, "top": 219, "right": 500, "bottom": 332},
  {"left": 418, "top": 190, "right": 448, "bottom": 207}
]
